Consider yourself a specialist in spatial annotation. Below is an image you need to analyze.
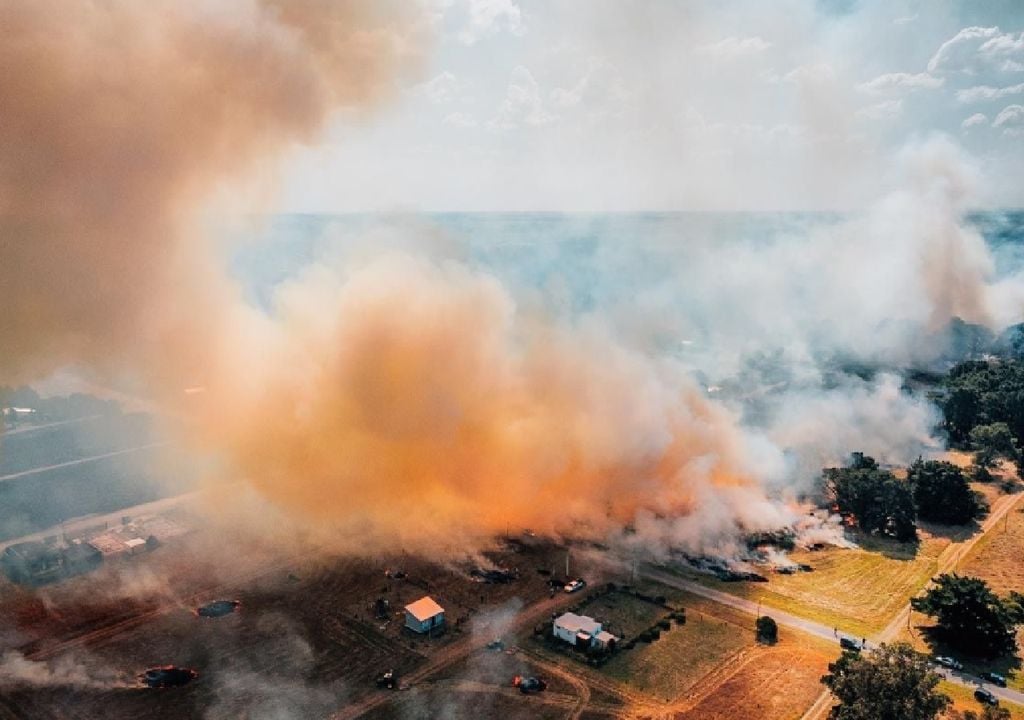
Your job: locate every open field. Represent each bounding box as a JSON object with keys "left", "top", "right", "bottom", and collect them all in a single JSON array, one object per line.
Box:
[
  {"left": 665, "top": 534, "right": 950, "bottom": 638},
  {"left": 0, "top": 523, "right": 579, "bottom": 719},
  {"left": 893, "top": 495, "right": 1024, "bottom": 693},
  {"left": 960, "top": 495, "right": 1024, "bottom": 596}
]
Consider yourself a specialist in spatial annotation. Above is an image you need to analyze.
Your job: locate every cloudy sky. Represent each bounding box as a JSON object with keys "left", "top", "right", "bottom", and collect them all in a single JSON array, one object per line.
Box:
[{"left": 277, "top": 0, "right": 1024, "bottom": 212}]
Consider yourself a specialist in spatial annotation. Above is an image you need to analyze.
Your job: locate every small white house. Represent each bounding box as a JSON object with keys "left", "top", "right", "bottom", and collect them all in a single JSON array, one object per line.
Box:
[
  {"left": 553, "top": 612, "right": 617, "bottom": 649},
  {"left": 404, "top": 596, "right": 445, "bottom": 634}
]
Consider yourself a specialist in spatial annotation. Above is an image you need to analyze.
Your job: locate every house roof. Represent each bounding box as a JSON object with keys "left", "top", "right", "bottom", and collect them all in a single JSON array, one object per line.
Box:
[
  {"left": 595, "top": 631, "right": 617, "bottom": 643},
  {"left": 405, "top": 596, "right": 444, "bottom": 621},
  {"left": 554, "top": 612, "right": 601, "bottom": 635}
]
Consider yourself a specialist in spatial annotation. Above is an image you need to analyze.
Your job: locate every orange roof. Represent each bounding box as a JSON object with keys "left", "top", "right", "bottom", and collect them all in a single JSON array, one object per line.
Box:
[{"left": 404, "top": 596, "right": 444, "bottom": 621}]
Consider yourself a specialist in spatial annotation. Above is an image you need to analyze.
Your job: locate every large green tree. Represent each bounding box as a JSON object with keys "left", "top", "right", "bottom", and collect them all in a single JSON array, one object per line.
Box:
[
  {"left": 824, "top": 454, "right": 917, "bottom": 542},
  {"left": 911, "top": 574, "right": 1021, "bottom": 658},
  {"left": 907, "top": 459, "right": 986, "bottom": 525},
  {"left": 821, "top": 642, "right": 949, "bottom": 720},
  {"left": 943, "top": 360, "right": 1024, "bottom": 447}
]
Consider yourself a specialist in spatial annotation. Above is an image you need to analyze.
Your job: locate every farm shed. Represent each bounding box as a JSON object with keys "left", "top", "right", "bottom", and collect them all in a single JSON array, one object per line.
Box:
[{"left": 404, "top": 596, "right": 445, "bottom": 634}]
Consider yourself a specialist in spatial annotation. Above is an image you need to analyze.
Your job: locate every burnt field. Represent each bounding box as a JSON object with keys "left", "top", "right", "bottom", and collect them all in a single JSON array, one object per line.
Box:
[{"left": 0, "top": 527, "right": 576, "bottom": 719}]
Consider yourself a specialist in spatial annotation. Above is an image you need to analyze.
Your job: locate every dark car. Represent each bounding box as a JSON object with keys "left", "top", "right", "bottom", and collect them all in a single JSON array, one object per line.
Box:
[
  {"left": 839, "top": 638, "right": 861, "bottom": 652},
  {"left": 982, "top": 672, "right": 1008, "bottom": 687},
  {"left": 376, "top": 669, "right": 398, "bottom": 690},
  {"left": 195, "top": 599, "right": 241, "bottom": 618},
  {"left": 486, "top": 639, "right": 506, "bottom": 651},
  {"left": 514, "top": 676, "right": 547, "bottom": 693},
  {"left": 974, "top": 688, "right": 999, "bottom": 706},
  {"left": 139, "top": 666, "right": 197, "bottom": 688}
]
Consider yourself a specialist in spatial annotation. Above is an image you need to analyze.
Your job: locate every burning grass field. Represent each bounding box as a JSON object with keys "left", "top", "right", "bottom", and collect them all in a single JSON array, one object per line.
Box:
[
  {"left": 0, "top": 525, "right": 575, "bottom": 719},
  {"left": 670, "top": 534, "right": 951, "bottom": 638}
]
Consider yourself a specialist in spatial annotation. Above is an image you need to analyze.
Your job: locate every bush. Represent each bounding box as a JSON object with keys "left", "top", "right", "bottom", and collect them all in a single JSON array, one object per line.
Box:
[
  {"left": 657, "top": 618, "right": 671, "bottom": 630},
  {"left": 756, "top": 615, "right": 778, "bottom": 644}
]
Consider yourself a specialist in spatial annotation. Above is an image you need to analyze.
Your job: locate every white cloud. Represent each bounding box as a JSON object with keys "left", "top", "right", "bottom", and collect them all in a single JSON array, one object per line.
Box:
[
  {"left": 444, "top": 112, "right": 478, "bottom": 128},
  {"left": 956, "top": 82, "right": 1024, "bottom": 103},
  {"left": 928, "top": 26, "right": 1024, "bottom": 75},
  {"left": 458, "top": 0, "right": 524, "bottom": 45},
  {"left": 412, "top": 71, "right": 463, "bottom": 105},
  {"left": 993, "top": 104, "right": 1024, "bottom": 135},
  {"left": 857, "top": 72, "right": 944, "bottom": 94},
  {"left": 961, "top": 112, "right": 988, "bottom": 129},
  {"left": 856, "top": 99, "right": 903, "bottom": 121},
  {"left": 782, "top": 63, "right": 836, "bottom": 85},
  {"left": 489, "top": 66, "right": 554, "bottom": 130},
  {"left": 893, "top": 14, "right": 918, "bottom": 26},
  {"left": 695, "top": 36, "right": 772, "bottom": 60}
]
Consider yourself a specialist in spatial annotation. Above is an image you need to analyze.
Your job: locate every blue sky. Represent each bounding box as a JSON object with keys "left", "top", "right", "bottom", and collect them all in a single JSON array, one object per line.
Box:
[{"left": 276, "top": 0, "right": 1024, "bottom": 212}]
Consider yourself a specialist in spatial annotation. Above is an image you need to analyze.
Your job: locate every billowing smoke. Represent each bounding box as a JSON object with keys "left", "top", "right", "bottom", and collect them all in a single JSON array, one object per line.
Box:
[
  {"left": 0, "top": 650, "right": 130, "bottom": 690},
  {"left": 0, "top": 0, "right": 426, "bottom": 386},
  {"left": 2, "top": 2, "right": 1022, "bottom": 560}
]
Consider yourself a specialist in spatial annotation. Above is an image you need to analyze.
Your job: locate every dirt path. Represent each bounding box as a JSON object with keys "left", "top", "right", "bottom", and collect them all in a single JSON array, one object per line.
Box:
[
  {"left": 799, "top": 489, "right": 1024, "bottom": 720},
  {"left": 330, "top": 591, "right": 585, "bottom": 720}
]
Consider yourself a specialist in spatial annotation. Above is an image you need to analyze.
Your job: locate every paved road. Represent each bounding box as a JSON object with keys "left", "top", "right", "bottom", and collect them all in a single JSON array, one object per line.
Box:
[
  {"left": 0, "top": 441, "right": 171, "bottom": 483},
  {"left": 646, "top": 565, "right": 1024, "bottom": 708}
]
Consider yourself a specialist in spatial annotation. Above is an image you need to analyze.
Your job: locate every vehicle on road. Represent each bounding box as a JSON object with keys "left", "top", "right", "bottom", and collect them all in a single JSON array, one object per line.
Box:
[
  {"left": 376, "top": 669, "right": 398, "bottom": 690},
  {"left": 513, "top": 675, "right": 547, "bottom": 694},
  {"left": 981, "top": 672, "right": 1007, "bottom": 687},
  {"left": 934, "top": 656, "right": 963, "bottom": 671},
  {"left": 563, "top": 579, "right": 586, "bottom": 593},
  {"left": 974, "top": 687, "right": 999, "bottom": 706},
  {"left": 486, "top": 638, "right": 505, "bottom": 651},
  {"left": 839, "top": 637, "right": 861, "bottom": 652}
]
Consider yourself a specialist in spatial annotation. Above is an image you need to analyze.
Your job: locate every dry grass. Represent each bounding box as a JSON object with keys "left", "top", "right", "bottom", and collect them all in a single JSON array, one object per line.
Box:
[
  {"left": 671, "top": 535, "right": 949, "bottom": 637},
  {"left": 671, "top": 642, "right": 833, "bottom": 720},
  {"left": 960, "top": 496, "right": 1024, "bottom": 596}
]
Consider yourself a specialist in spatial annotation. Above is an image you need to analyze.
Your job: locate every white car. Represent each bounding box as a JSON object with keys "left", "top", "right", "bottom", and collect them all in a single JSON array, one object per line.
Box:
[
  {"left": 934, "top": 656, "right": 963, "bottom": 671},
  {"left": 563, "top": 579, "right": 586, "bottom": 593}
]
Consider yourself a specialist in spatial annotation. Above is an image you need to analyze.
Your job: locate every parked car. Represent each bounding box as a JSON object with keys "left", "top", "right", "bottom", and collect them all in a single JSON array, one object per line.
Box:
[
  {"left": 513, "top": 676, "right": 548, "bottom": 694},
  {"left": 934, "top": 656, "right": 963, "bottom": 671},
  {"left": 375, "top": 669, "right": 398, "bottom": 690},
  {"left": 981, "top": 672, "right": 1007, "bottom": 687},
  {"left": 563, "top": 579, "right": 586, "bottom": 593},
  {"left": 839, "top": 638, "right": 861, "bottom": 652},
  {"left": 974, "top": 687, "right": 999, "bottom": 706}
]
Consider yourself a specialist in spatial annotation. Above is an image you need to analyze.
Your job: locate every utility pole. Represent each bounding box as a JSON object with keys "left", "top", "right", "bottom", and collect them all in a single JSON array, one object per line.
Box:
[{"left": 565, "top": 550, "right": 570, "bottom": 579}]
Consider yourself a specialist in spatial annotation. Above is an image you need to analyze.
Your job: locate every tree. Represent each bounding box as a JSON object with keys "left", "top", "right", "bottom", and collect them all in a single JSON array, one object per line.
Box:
[
  {"left": 969, "top": 423, "right": 1020, "bottom": 469},
  {"left": 824, "top": 454, "right": 917, "bottom": 541},
  {"left": 756, "top": 615, "right": 778, "bottom": 644},
  {"left": 911, "top": 574, "right": 1021, "bottom": 658},
  {"left": 943, "top": 360, "right": 1024, "bottom": 448},
  {"left": 907, "top": 459, "right": 986, "bottom": 525},
  {"left": 820, "top": 642, "right": 949, "bottom": 720}
]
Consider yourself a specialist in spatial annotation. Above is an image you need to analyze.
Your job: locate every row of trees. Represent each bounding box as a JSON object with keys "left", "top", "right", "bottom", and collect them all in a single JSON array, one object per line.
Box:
[
  {"left": 822, "top": 642, "right": 1010, "bottom": 720},
  {"left": 824, "top": 454, "right": 986, "bottom": 542},
  {"left": 942, "top": 360, "right": 1024, "bottom": 460}
]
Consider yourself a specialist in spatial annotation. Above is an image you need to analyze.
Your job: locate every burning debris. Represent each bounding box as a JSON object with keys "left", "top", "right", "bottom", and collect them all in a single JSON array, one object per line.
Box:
[
  {"left": 469, "top": 567, "right": 518, "bottom": 584},
  {"left": 194, "top": 599, "right": 241, "bottom": 618},
  {"left": 512, "top": 675, "right": 547, "bottom": 694},
  {"left": 138, "top": 666, "right": 197, "bottom": 689}
]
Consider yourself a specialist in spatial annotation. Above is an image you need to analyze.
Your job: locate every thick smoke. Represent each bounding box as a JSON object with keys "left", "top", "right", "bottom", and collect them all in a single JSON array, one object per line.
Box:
[
  {"left": 2, "top": 2, "right": 1022, "bottom": 560},
  {"left": 0, "top": 0, "right": 425, "bottom": 386}
]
